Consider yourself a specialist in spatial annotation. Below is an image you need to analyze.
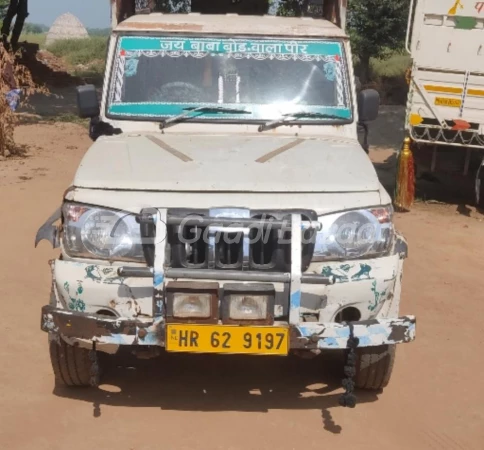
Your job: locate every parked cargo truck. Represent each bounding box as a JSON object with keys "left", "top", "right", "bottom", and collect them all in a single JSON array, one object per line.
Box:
[{"left": 399, "top": 0, "right": 484, "bottom": 209}]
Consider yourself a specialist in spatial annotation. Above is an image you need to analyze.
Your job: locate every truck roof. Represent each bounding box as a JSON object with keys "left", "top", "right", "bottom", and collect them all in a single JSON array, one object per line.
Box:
[{"left": 115, "top": 13, "right": 347, "bottom": 38}]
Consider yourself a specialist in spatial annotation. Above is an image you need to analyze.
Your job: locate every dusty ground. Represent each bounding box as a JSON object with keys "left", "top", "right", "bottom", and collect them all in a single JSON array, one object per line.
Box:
[{"left": 0, "top": 122, "right": 483, "bottom": 450}]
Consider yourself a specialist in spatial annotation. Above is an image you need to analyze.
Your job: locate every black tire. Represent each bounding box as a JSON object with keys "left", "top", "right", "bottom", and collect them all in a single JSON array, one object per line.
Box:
[
  {"left": 49, "top": 338, "right": 94, "bottom": 387},
  {"left": 354, "top": 344, "right": 396, "bottom": 390}
]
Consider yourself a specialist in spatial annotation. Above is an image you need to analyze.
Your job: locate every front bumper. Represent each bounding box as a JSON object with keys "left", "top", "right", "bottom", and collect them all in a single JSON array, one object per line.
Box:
[
  {"left": 41, "top": 305, "right": 416, "bottom": 350},
  {"left": 42, "top": 210, "right": 415, "bottom": 352}
]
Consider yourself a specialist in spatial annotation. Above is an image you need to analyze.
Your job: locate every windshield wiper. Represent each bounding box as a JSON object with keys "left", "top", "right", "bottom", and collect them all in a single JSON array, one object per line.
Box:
[
  {"left": 258, "top": 111, "right": 348, "bottom": 132},
  {"left": 160, "top": 106, "right": 251, "bottom": 129}
]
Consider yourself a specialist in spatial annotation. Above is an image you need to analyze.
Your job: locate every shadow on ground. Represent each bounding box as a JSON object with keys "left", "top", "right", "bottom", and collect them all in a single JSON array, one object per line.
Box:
[
  {"left": 372, "top": 149, "right": 483, "bottom": 214},
  {"left": 54, "top": 351, "right": 379, "bottom": 433},
  {"left": 371, "top": 151, "right": 398, "bottom": 195},
  {"left": 368, "top": 106, "right": 406, "bottom": 151},
  {"left": 18, "top": 88, "right": 78, "bottom": 117},
  {"left": 18, "top": 86, "right": 102, "bottom": 119}
]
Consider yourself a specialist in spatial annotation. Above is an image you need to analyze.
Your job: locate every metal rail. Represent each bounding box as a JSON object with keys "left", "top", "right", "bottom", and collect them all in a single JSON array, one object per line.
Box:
[
  {"left": 405, "top": 0, "right": 417, "bottom": 54},
  {"left": 118, "top": 267, "right": 335, "bottom": 285},
  {"left": 165, "top": 215, "right": 322, "bottom": 231}
]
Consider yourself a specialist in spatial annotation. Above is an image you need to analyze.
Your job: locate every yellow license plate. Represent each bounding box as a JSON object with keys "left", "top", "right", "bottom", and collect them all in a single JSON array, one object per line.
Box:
[
  {"left": 435, "top": 97, "right": 462, "bottom": 107},
  {"left": 166, "top": 324, "right": 289, "bottom": 355}
]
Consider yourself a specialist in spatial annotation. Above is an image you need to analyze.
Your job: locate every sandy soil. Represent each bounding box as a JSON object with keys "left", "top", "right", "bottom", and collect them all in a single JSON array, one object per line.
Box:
[{"left": 0, "top": 123, "right": 483, "bottom": 450}]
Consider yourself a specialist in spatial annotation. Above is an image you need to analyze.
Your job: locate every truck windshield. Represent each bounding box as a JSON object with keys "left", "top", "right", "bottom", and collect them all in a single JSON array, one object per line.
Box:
[{"left": 107, "top": 35, "right": 352, "bottom": 123}]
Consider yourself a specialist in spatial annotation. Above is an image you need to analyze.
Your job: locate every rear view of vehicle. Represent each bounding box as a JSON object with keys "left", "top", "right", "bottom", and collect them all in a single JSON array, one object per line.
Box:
[{"left": 399, "top": 0, "right": 484, "bottom": 209}]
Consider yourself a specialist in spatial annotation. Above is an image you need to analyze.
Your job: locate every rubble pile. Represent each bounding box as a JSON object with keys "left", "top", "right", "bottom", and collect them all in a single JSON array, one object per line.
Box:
[{"left": 16, "top": 43, "right": 82, "bottom": 87}]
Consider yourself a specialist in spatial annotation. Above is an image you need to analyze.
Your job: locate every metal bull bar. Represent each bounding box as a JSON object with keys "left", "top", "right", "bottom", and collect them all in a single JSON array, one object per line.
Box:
[
  {"left": 118, "top": 208, "right": 335, "bottom": 323},
  {"left": 165, "top": 214, "right": 322, "bottom": 229}
]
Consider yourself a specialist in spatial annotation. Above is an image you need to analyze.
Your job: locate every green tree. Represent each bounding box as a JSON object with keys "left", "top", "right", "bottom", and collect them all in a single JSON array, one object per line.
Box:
[
  {"left": 0, "top": 0, "right": 10, "bottom": 18},
  {"left": 23, "top": 23, "right": 49, "bottom": 34},
  {"left": 273, "top": 0, "right": 309, "bottom": 17},
  {"left": 138, "top": 0, "right": 305, "bottom": 16},
  {"left": 347, "top": 0, "right": 409, "bottom": 83},
  {"left": 154, "top": 0, "right": 190, "bottom": 13},
  {"left": 158, "top": 0, "right": 268, "bottom": 14}
]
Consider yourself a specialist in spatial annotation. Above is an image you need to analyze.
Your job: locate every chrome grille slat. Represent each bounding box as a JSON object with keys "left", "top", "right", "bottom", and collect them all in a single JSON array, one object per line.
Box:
[{"left": 167, "top": 209, "right": 317, "bottom": 272}]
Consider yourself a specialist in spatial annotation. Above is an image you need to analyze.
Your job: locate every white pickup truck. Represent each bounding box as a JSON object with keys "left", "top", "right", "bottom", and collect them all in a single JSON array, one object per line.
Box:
[
  {"left": 36, "top": 11, "right": 415, "bottom": 405},
  {"left": 404, "top": 0, "right": 484, "bottom": 205}
]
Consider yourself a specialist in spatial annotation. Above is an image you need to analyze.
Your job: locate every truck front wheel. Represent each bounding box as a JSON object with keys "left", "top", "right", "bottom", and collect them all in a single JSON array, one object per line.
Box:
[
  {"left": 49, "top": 338, "right": 96, "bottom": 387},
  {"left": 354, "top": 344, "right": 396, "bottom": 390}
]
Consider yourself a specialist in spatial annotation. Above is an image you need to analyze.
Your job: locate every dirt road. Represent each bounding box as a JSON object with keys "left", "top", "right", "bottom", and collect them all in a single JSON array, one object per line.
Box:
[{"left": 1, "top": 123, "right": 483, "bottom": 450}]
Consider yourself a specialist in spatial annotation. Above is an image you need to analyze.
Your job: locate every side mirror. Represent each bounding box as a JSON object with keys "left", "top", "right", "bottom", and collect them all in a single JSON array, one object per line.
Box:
[
  {"left": 358, "top": 89, "right": 380, "bottom": 122},
  {"left": 76, "top": 84, "right": 100, "bottom": 118}
]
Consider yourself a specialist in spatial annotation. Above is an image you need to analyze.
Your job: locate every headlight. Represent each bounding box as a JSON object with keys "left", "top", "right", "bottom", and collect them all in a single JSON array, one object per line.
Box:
[
  {"left": 313, "top": 206, "right": 394, "bottom": 261},
  {"left": 62, "top": 203, "right": 145, "bottom": 262}
]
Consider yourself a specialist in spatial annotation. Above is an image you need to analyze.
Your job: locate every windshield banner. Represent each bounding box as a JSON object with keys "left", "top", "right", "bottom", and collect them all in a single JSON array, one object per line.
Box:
[{"left": 119, "top": 36, "right": 343, "bottom": 58}]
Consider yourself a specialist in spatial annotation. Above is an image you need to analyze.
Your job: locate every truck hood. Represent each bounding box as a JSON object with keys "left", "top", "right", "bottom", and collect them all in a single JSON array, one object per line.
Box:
[{"left": 73, "top": 133, "right": 380, "bottom": 193}]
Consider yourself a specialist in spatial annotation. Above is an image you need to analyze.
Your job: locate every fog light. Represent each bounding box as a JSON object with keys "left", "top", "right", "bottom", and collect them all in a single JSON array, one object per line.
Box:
[
  {"left": 173, "top": 293, "right": 211, "bottom": 318},
  {"left": 222, "top": 284, "right": 275, "bottom": 324},
  {"left": 229, "top": 295, "right": 269, "bottom": 320},
  {"left": 166, "top": 281, "right": 218, "bottom": 323}
]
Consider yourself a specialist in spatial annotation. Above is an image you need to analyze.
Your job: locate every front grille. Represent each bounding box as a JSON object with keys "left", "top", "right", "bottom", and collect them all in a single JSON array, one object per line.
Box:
[
  {"left": 168, "top": 209, "right": 317, "bottom": 272},
  {"left": 216, "top": 231, "right": 243, "bottom": 268},
  {"left": 250, "top": 213, "right": 278, "bottom": 269},
  {"left": 169, "top": 211, "right": 207, "bottom": 268}
]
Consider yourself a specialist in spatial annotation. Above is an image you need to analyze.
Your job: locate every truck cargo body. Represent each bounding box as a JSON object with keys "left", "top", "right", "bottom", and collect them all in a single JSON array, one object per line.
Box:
[{"left": 407, "top": 0, "right": 484, "bottom": 151}]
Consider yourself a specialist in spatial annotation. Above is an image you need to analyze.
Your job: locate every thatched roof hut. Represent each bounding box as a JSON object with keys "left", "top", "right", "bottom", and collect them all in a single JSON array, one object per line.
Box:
[{"left": 45, "top": 13, "right": 89, "bottom": 46}]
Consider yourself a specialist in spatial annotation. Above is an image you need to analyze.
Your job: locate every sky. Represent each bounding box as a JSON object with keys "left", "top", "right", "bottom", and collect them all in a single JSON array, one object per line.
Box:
[{"left": 28, "top": 0, "right": 111, "bottom": 28}]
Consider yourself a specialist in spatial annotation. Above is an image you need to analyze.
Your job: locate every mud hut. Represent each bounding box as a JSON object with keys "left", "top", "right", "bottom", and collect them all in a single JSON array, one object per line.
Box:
[{"left": 45, "top": 13, "right": 89, "bottom": 46}]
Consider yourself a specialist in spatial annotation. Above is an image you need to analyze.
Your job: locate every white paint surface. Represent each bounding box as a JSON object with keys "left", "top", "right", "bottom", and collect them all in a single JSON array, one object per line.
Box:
[
  {"left": 115, "top": 13, "right": 348, "bottom": 38},
  {"left": 74, "top": 134, "right": 380, "bottom": 193}
]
